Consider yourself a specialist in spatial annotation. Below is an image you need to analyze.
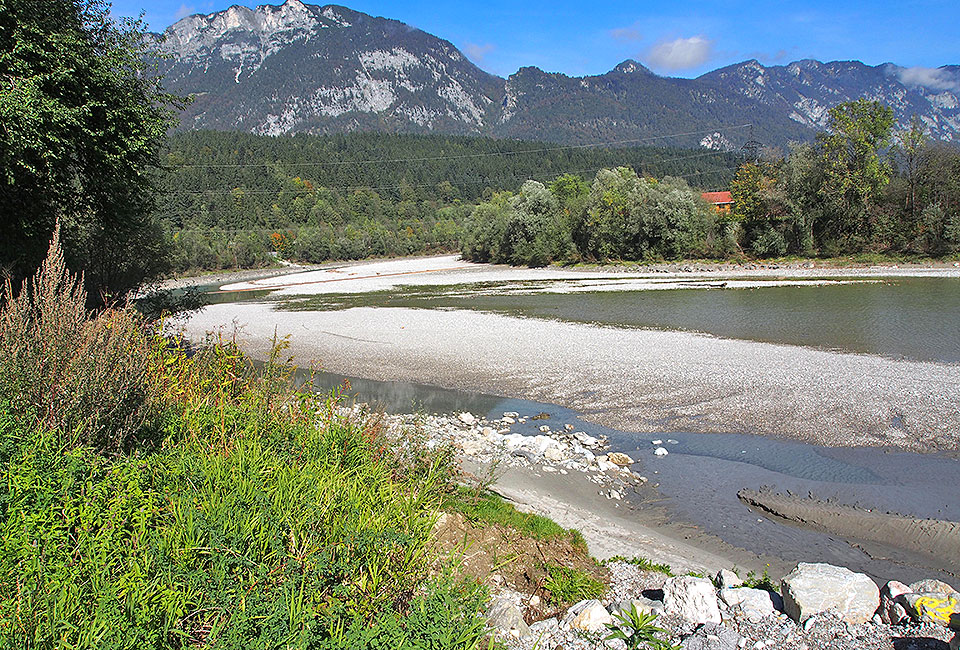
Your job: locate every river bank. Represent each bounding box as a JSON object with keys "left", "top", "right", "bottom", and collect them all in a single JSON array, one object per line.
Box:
[{"left": 176, "top": 255, "right": 960, "bottom": 592}]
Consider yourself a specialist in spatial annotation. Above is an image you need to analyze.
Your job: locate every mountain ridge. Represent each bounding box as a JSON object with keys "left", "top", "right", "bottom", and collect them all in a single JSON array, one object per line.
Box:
[{"left": 156, "top": 0, "right": 960, "bottom": 147}]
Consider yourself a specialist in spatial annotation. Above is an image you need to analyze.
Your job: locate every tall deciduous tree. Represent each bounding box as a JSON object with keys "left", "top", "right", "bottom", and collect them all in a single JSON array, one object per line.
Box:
[
  {"left": 817, "top": 99, "right": 895, "bottom": 244},
  {"left": 0, "top": 0, "right": 183, "bottom": 302}
]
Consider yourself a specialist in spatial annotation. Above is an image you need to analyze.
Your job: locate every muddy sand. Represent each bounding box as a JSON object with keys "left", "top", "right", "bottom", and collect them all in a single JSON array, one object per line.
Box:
[{"left": 739, "top": 489, "right": 960, "bottom": 579}]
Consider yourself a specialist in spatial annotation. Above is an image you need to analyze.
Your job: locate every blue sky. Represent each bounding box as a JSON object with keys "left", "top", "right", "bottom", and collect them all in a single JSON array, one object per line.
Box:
[{"left": 114, "top": 0, "right": 958, "bottom": 79}]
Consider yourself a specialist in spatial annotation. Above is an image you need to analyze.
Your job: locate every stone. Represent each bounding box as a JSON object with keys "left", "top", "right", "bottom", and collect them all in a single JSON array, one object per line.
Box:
[
  {"left": 529, "top": 617, "right": 558, "bottom": 637},
  {"left": 562, "top": 599, "right": 612, "bottom": 632},
  {"left": 878, "top": 580, "right": 911, "bottom": 625},
  {"left": 614, "top": 597, "right": 665, "bottom": 617},
  {"left": 719, "top": 588, "right": 778, "bottom": 621},
  {"left": 664, "top": 576, "right": 722, "bottom": 624},
  {"left": 502, "top": 417, "right": 515, "bottom": 425},
  {"left": 503, "top": 411, "right": 519, "bottom": 418},
  {"left": 909, "top": 579, "right": 957, "bottom": 595},
  {"left": 717, "top": 569, "right": 743, "bottom": 589},
  {"left": 654, "top": 447, "right": 669, "bottom": 456},
  {"left": 608, "top": 452, "right": 635, "bottom": 466},
  {"left": 458, "top": 412, "right": 476, "bottom": 425},
  {"left": 564, "top": 424, "right": 575, "bottom": 431},
  {"left": 597, "top": 459, "right": 617, "bottom": 472},
  {"left": 544, "top": 446, "right": 565, "bottom": 462},
  {"left": 487, "top": 596, "right": 531, "bottom": 639},
  {"left": 780, "top": 562, "right": 880, "bottom": 624},
  {"left": 898, "top": 591, "right": 960, "bottom": 628},
  {"left": 680, "top": 622, "right": 742, "bottom": 650},
  {"left": 481, "top": 426, "right": 496, "bottom": 436},
  {"left": 538, "top": 424, "right": 551, "bottom": 433}
]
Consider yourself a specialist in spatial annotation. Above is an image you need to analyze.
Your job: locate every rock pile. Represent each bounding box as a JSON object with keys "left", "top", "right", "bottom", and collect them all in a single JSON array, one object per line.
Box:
[
  {"left": 485, "top": 562, "right": 957, "bottom": 650},
  {"left": 381, "top": 409, "right": 651, "bottom": 496}
]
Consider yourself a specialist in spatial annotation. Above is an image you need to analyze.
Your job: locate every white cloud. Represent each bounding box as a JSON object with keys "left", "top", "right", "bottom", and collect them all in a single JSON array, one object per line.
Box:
[
  {"left": 174, "top": 4, "right": 196, "bottom": 20},
  {"left": 610, "top": 23, "right": 643, "bottom": 42},
  {"left": 645, "top": 35, "right": 715, "bottom": 71},
  {"left": 896, "top": 66, "right": 960, "bottom": 92},
  {"left": 463, "top": 42, "right": 495, "bottom": 64}
]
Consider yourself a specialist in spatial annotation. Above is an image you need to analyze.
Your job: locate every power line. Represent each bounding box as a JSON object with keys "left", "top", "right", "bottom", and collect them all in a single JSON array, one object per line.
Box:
[{"left": 171, "top": 125, "right": 753, "bottom": 170}]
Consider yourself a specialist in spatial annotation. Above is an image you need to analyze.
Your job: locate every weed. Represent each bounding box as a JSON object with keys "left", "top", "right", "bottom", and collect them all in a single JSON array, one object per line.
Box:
[
  {"left": 0, "top": 235, "right": 489, "bottom": 648},
  {"left": 742, "top": 568, "right": 779, "bottom": 593},
  {"left": 606, "top": 556, "right": 674, "bottom": 576},
  {"left": 605, "top": 603, "right": 679, "bottom": 650},
  {"left": 543, "top": 564, "right": 605, "bottom": 606}
]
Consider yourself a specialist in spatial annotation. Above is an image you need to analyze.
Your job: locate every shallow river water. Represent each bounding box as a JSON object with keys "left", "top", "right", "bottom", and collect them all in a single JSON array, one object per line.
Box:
[{"left": 301, "top": 369, "right": 960, "bottom": 585}]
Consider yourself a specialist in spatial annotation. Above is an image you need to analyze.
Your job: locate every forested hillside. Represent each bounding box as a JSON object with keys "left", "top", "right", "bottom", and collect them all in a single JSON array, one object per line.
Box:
[{"left": 157, "top": 131, "right": 741, "bottom": 270}]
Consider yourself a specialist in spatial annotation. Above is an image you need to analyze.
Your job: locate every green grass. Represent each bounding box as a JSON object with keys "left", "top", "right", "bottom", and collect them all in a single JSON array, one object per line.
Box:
[
  {"left": 543, "top": 565, "right": 606, "bottom": 607},
  {"left": 605, "top": 556, "right": 674, "bottom": 576},
  {"left": 441, "top": 486, "right": 587, "bottom": 551}
]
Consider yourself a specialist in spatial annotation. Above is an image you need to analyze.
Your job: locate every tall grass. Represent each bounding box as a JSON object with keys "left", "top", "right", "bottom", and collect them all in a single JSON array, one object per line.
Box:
[{"left": 0, "top": 233, "right": 489, "bottom": 649}]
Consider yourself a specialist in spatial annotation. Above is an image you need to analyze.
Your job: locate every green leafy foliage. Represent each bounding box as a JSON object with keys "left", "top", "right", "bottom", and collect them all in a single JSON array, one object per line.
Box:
[
  {"left": 604, "top": 604, "right": 679, "bottom": 650},
  {"left": 156, "top": 130, "right": 740, "bottom": 272},
  {"left": 464, "top": 167, "right": 718, "bottom": 266},
  {"left": 0, "top": 0, "right": 183, "bottom": 300}
]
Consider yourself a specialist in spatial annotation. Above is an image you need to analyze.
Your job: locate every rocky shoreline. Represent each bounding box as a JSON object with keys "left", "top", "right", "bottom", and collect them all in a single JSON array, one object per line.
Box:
[{"left": 375, "top": 406, "right": 960, "bottom": 650}]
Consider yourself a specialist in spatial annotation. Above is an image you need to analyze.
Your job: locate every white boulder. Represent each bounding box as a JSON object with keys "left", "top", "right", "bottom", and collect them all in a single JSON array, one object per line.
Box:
[
  {"left": 458, "top": 412, "right": 476, "bottom": 425},
  {"left": 716, "top": 569, "right": 743, "bottom": 589},
  {"left": 654, "top": 447, "right": 669, "bottom": 456},
  {"left": 780, "top": 562, "right": 879, "bottom": 624},
  {"left": 562, "top": 599, "right": 612, "bottom": 632},
  {"left": 664, "top": 576, "right": 722, "bottom": 624},
  {"left": 719, "top": 587, "right": 779, "bottom": 621}
]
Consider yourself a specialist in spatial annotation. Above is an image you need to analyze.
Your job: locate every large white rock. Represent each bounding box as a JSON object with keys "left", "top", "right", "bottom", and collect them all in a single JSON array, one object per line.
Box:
[
  {"left": 664, "top": 576, "right": 722, "bottom": 624},
  {"left": 719, "top": 587, "right": 779, "bottom": 621},
  {"left": 562, "top": 599, "right": 612, "bottom": 632},
  {"left": 780, "top": 562, "right": 880, "bottom": 624},
  {"left": 458, "top": 412, "right": 476, "bottom": 425}
]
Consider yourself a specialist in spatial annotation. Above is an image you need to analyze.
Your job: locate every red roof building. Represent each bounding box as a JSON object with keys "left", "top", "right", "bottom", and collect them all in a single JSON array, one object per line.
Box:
[{"left": 701, "top": 191, "right": 734, "bottom": 213}]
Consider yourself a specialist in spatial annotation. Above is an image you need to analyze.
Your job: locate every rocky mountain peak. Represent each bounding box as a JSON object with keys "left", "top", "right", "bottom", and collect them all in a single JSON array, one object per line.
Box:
[{"left": 157, "top": 2, "right": 960, "bottom": 146}]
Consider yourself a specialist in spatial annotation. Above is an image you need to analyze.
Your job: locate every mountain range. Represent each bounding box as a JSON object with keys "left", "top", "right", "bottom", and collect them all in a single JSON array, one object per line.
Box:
[{"left": 157, "top": 0, "right": 960, "bottom": 149}]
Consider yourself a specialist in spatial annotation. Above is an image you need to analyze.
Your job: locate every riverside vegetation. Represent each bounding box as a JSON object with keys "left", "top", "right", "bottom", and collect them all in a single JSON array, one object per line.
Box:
[{"left": 0, "top": 232, "right": 515, "bottom": 648}]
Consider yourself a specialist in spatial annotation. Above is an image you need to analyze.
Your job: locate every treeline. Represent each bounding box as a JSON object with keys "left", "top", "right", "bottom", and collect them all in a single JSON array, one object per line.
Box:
[
  {"left": 156, "top": 131, "right": 740, "bottom": 271},
  {"left": 463, "top": 100, "right": 960, "bottom": 266},
  {"left": 729, "top": 101, "right": 960, "bottom": 257}
]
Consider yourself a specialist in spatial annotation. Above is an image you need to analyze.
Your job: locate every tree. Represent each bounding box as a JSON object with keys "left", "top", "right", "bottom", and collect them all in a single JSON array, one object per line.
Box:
[
  {"left": 0, "top": 0, "right": 183, "bottom": 301},
  {"left": 817, "top": 99, "right": 895, "bottom": 244},
  {"left": 894, "top": 116, "right": 927, "bottom": 224}
]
